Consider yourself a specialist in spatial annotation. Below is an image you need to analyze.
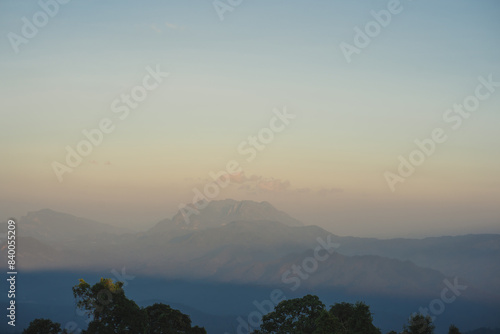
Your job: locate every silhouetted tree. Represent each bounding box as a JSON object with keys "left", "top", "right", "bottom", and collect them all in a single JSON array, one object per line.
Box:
[
  {"left": 253, "top": 295, "right": 381, "bottom": 334},
  {"left": 329, "top": 301, "right": 381, "bottom": 334},
  {"left": 258, "top": 294, "right": 325, "bottom": 333},
  {"left": 144, "top": 303, "right": 206, "bottom": 334},
  {"left": 73, "top": 278, "right": 147, "bottom": 333},
  {"left": 313, "top": 309, "right": 339, "bottom": 333},
  {"left": 22, "top": 318, "right": 66, "bottom": 334},
  {"left": 404, "top": 313, "right": 435, "bottom": 334},
  {"left": 448, "top": 324, "right": 462, "bottom": 334},
  {"left": 72, "top": 278, "right": 206, "bottom": 334}
]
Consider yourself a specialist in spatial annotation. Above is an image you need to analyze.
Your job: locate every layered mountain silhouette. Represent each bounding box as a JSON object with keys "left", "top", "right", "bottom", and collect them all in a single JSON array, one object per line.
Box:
[
  {"left": 8, "top": 208, "right": 130, "bottom": 251},
  {"left": 1, "top": 200, "right": 499, "bottom": 300}
]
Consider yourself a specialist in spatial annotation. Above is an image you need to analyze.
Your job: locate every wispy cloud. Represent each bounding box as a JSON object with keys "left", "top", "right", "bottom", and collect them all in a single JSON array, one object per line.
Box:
[
  {"left": 150, "top": 24, "right": 163, "bottom": 34},
  {"left": 165, "top": 22, "right": 182, "bottom": 30},
  {"left": 230, "top": 173, "right": 289, "bottom": 193},
  {"left": 317, "top": 187, "right": 344, "bottom": 197},
  {"left": 195, "top": 171, "right": 343, "bottom": 196},
  {"left": 257, "top": 178, "right": 290, "bottom": 192},
  {"left": 222, "top": 172, "right": 342, "bottom": 195}
]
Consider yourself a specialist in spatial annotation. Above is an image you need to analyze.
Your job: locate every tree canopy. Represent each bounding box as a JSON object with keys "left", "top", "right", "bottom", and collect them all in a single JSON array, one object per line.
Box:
[
  {"left": 73, "top": 278, "right": 146, "bottom": 333},
  {"left": 257, "top": 294, "right": 325, "bottom": 333},
  {"left": 144, "top": 303, "right": 206, "bottom": 334},
  {"left": 72, "top": 277, "right": 206, "bottom": 334},
  {"left": 252, "top": 295, "right": 381, "bottom": 334},
  {"left": 448, "top": 324, "right": 462, "bottom": 334},
  {"left": 329, "top": 301, "right": 381, "bottom": 334},
  {"left": 22, "top": 318, "right": 66, "bottom": 334},
  {"left": 23, "top": 281, "right": 466, "bottom": 334},
  {"left": 403, "top": 313, "right": 435, "bottom": 334}
]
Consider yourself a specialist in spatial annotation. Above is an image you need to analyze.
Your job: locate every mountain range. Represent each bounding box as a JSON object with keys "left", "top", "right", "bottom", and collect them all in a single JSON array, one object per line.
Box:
[{"left": 1, "top": 199, "right": 499, "bottom": 333}]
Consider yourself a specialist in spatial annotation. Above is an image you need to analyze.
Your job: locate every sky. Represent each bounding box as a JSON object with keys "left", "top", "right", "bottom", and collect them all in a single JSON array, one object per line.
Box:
[{"left": 0, "top": 0, "right": 499, "bottom": 238}]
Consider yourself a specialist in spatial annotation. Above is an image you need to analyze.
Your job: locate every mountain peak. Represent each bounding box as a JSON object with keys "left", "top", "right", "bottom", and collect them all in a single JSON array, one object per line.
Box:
[{"left": 151, "top": 199, "right": 303, "bottom": 233}]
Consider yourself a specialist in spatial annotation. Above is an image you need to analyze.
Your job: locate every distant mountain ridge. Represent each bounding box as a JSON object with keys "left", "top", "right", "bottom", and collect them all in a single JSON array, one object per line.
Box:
[
  {"left": 1, "top": 200, "right": 499, "bottom": 332},
  {"left": 1, "top": 200, "right": 499, "bottom": 298},
  {"left": 150, "top": 199, "right": 303, "bottom": 234},
  {"left": 328, "top": 233, "right": 500, "bottom": 294},
  {"left": 9, "top": 208, "right": 130, "bottom": 248}
]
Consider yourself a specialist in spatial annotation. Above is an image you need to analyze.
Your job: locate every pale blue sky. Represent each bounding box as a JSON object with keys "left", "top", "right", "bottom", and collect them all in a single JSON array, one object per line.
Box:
[{"left": 1, "top": 0, "right": 499, "bottom": 237}]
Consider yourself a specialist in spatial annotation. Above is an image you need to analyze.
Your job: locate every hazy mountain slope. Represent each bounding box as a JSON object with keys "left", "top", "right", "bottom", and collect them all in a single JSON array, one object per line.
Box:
[
  {"left": 86, "top": 220, "right": 331, "bottom": 276},
  {"left": 2, "top": 201, "right": 499, "bottom": 301},
  {"left": 1, "top": 236, "right": 66, "bottom": 270},
  {"left": 150, "top": 199, "right": 303, "bottom": 234},
  {"left": 1, "top": 217, "right": 467, "bottom": 300},
  {"left": 78, "top": 221, "right": 481, "bottom": 301},
  {"left": 4, "top": 209, "right": 132, "bottom": 250},
  {"left": 329, "top": 234, "right": 500, "bottom": 295},
  {"left": 157, "top": 237, "right": 483, "bottom": 300}
]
